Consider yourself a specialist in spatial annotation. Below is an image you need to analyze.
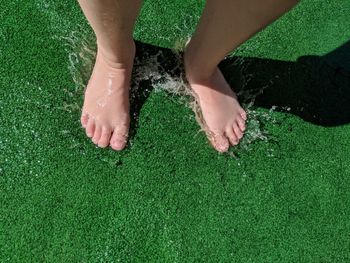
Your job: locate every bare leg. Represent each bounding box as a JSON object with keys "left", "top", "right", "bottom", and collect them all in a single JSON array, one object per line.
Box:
[
  {"left": 78, "top": 0, "right": 142, "bottom": 150},
  {"left": 184, "top": 0, "right": 299, "bottom": 152}
]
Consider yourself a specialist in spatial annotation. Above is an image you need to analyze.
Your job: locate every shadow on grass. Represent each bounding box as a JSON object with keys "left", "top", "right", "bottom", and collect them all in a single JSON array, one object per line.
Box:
[
  {"left": 129, "top": 40, "right": 350, "bottom": 139},
  {"left": 221, "top": 40, "right": 350, "bottom": 127}
]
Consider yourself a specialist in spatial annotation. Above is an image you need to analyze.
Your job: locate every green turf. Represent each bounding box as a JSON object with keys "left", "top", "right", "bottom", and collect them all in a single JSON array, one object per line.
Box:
[{"left": 1, "top": 0, "right": 350, "bottom": 262}]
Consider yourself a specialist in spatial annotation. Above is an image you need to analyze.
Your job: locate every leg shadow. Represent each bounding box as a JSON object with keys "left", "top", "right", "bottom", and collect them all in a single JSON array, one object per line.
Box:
[
  {"left": 129, "top": 41, "right": 183, "bottom": 138},
  {"left": 129, "top": 39, "right": 350, "bottom": 140},
  {"left": 220, "top": 40, "right": 350, "bottom": 127}
]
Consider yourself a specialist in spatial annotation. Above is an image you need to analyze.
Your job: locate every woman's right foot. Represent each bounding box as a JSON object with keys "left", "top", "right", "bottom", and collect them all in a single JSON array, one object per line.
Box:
[{"left": 80, "top": 42, "right": 135, "bottom": 150}]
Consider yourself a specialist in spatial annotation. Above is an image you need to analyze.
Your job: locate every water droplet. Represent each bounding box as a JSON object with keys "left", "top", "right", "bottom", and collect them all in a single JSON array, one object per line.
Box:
[
  {"left": 107, "top": 79, "right": 115, "bottom": 95},
  {"left": 97, "top": 97, "right": 107, "bottom": 107}
]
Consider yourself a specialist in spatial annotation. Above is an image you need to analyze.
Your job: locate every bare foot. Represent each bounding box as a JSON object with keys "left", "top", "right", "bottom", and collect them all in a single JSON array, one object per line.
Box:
[
  {"left": 186, "top": 67, "right": 247, "bottom": 153},
  {"left": 80, "top": 44, "right": 134, "bottom": 150}
]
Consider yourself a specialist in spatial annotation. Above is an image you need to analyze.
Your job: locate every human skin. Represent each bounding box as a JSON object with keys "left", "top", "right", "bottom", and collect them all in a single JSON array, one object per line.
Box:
[
  {"left": 78, "top": 0, "right": 299, "bottom": 152},
  {"left": 78, "top": 0, "right": 142, "bottom": 150}
]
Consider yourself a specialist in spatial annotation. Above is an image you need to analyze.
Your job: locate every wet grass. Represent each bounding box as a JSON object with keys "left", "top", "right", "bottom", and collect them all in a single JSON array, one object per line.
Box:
[{"left": 1, "top": 0, "right": 350, "bottom": 262}]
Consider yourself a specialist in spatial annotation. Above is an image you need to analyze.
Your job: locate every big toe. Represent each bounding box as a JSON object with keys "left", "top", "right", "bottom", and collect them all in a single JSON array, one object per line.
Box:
[
  {"left": 210, "top": 132, "right": 230, "bottom": 153},
  {"left": 110, "top": 126, "right": 129, "bottom": 151}
]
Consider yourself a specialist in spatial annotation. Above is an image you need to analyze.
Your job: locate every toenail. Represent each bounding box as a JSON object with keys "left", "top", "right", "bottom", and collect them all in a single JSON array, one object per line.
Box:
[
  {"left": 113, "top": 145, "right": 124, "bottom": 151},
  {"left": 112, "top": 140, "right": 125, "bottom": 149},
  {"left": 217, "top": 144, "right": 228, "bottom": 152}
]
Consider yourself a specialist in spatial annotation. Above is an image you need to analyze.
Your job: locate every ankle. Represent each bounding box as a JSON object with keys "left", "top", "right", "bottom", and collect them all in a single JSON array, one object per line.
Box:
[
  {"left": 184, "top": 48, "right": 215, "bottom": 84},
  {"left": 96, "top": 38, "right": 136, "bottom": 70}
]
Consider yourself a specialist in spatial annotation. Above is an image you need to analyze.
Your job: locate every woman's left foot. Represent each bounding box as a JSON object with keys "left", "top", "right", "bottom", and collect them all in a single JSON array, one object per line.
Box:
[{"left": 185, "top": 66, "right": 247, "bottom": 153}]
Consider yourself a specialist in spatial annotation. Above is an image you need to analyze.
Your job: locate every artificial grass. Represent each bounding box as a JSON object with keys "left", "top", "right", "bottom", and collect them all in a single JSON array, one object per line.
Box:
[{"left": 1, "top": 0, "right": 350, "bottom": 262}]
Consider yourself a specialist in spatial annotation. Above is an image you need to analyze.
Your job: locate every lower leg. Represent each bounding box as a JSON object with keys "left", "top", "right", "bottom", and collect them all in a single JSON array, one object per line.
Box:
[
  {"left": 78, "top": 0, "right": 142, "bottom": 66},
  {"left": 77, "top": 0, "right": 142, "bottom": 150},
  {"left": 185, "top": 0, "right": 299, "bottom": 81},
  {"left": 184, "top": 0, "right": 299, "bottom": 152}
]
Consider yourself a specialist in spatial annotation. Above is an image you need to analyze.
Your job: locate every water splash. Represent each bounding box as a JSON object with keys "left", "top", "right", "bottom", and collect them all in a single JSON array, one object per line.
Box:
[
  {"left": 97, "top": 97, "right": 107, "bottom": 108},
  {"left": 35, "top": 0, "right": 283, "bottom": 158},
  {"left": 132, "top": 48, "right": 282, "bottom": 156}
]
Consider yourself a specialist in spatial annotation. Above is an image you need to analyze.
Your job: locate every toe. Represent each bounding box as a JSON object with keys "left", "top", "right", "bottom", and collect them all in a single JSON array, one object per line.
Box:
[
  {"left": 225, "top": 127, "right": 238, "bottom": 146},
  {"left": 98, "top": 126, "right": 112, "bottom": 148},
  {"left": 233, "top": 122, "right": 243, "bottom": 140},
  {"left": 81, "top": 112, "right": 89, "bottom": 128},
  {"left": 210, "top": 132, "right": 230, "bottom": 153},
  {"left": 240, "top": 109, "right": 247, "bottom": 121},
  {"left": 92, "top": 125, "right": 102, "bottom": 145},
  {"left": 237, "top": 117, "right": 246, "bottom": 132},
  {"left": 86, "top": 118, "right": 96, "bottom": 138},
  {"left": 110, "top": 126, "right": 129, "bottom": 151}
]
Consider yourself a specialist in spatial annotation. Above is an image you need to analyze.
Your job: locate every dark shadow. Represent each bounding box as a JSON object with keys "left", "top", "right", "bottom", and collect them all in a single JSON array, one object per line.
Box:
[
  {"left": 220, "top": 40, "right": 350, "bottom": 127},
  {"left": 129, "top": 41, "right": 183, "bottom": 138},
  {"left": 129, "top": 40, "right": 350, "bottom": 138}
]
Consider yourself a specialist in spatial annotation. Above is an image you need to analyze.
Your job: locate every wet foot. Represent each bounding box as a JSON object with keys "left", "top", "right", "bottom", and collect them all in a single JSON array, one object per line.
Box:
[
  {"left": 185, "top": 66, "right": 247, "bottom": 153},
  {"left": 80, "top": 44, "right": 134, "bottom": 150}
]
